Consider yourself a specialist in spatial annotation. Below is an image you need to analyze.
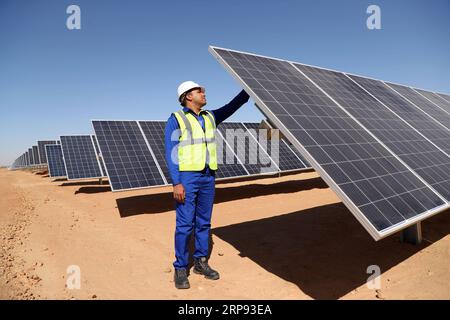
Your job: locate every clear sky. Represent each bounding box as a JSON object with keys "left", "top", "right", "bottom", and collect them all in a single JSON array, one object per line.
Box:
[{"left": 1, "top": 0, "right": 449, "bottom": 166}]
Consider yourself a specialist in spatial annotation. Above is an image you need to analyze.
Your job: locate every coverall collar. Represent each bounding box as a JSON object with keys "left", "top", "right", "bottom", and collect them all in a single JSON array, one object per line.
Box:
[{"left": 183, "top": 106, "right": 207, "bottom": 117}]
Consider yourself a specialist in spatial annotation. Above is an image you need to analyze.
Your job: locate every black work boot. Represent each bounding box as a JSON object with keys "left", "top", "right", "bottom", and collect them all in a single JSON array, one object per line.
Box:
[
  {"left": 193, "top": 257, "right": 220, "bottom": 280},
  {"left": 174, "top": 268, "right": 190, "bottom": 289}
]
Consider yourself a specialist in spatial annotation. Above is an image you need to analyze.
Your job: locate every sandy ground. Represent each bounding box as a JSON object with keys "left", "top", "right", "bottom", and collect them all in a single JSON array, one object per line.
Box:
[{"left": 0, "top": 167, "right": 449, "bottom": 300}]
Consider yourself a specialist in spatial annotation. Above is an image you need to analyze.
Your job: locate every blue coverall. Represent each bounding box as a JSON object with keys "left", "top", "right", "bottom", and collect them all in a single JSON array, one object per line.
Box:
[{"left": 165, "top": 90, "right": 250, "bottom": 269}]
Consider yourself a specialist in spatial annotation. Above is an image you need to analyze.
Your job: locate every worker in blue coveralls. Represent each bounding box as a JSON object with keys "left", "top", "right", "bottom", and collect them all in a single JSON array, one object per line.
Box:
[{"left": 165, "top": 80, "right": 249, "bottom": 289}]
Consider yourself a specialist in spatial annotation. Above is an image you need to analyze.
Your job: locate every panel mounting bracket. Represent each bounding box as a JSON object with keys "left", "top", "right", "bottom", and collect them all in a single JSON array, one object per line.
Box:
[{"left": 400, "top": 222, "right": 422, "bottom": 245}]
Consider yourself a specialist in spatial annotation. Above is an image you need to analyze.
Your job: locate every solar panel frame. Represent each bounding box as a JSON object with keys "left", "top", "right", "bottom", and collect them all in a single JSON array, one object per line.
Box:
[
  {"left": 45, "top": 144, "right": 67, "bottom": 178},
  {"left": 60, "top": 135, "right": 106, "bottom": 181},
  {"left": 91, "top": 135, "right": 106, "bottom": 177},
  {"left": 209, "top": 46, "right": 449, "bottom": 240}
]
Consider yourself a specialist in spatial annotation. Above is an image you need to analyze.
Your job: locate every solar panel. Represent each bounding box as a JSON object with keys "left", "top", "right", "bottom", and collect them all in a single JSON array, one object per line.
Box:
[
  {"left": 45, "top": 144, "right": 67, "bottom": 177},
  {"left": 209, "top": 46, "right": 448, "bottom": 240},
  {"left": 290, "top": 67, "right": 450, "bottom": 201},
  {"left": 92, "top": 121, "right": 166, "bottom": 191},
  {"left": 91, "top": 135, "right": 106, "bottom": 176},
  {"left": 414, "top": 88, "right": 450, "bottom": 115},
  {"left": 385, "top": 83, "right": 450, "bottom": 130},
  {"left": 346, "top": 76, "right": 450, "bottom": 155},
  {"left": 24, "top": 151, "right": 29, "bottom": 166},
  {"left": 60, "top": 135, "right": 105, "bottom": 180},
  {"left": 435, "top": 92, "right": 450, "bottom": 104},
  {"left": 217, "top": 122, "right": 279, "bottom": 175},
  {"left": 37, "top": 140, "right": 57, "bottom": 164},
  {"left": 32, "top": 146, "right": 39, "bottom": 165},
  {"left": 243, "top": 122, "right": 309, "bottom": 171},
  {"left": 138, "top": 121, "right": 174, "bottom": 184},
  {"left": 28, "top": 148, "right": 34, "bottom": 165}
]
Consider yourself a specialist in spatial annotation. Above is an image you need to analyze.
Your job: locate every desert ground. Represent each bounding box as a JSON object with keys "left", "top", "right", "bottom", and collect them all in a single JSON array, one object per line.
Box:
[{"left": 0, "top": 167, "right": 449, "bottom": 300}]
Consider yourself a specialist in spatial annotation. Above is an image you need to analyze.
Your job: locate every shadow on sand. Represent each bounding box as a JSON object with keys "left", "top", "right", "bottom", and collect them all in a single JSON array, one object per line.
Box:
[
  {"left": 212, "top": 203, "right": 450, "bottom": 299},
  {"left": 115, "top": 176, "right": 327, "bottom": 217},
  {"left": 75, "top": 186, "right": 111, "bottom": 194}
]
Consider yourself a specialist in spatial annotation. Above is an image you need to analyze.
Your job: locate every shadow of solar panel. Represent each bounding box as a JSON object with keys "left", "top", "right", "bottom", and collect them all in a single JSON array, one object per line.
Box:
[
  {"left": 60, "top": 135, "right": 104, "bottom": 180},
  {"left": 210, "top": 46, "right": 448, "bottom": 240},
  {"left": 45, "top": 144, "right": 67, "bottom": 177},
  {"left": 92, "top": 121, "right": 166, "bottom": 191}
]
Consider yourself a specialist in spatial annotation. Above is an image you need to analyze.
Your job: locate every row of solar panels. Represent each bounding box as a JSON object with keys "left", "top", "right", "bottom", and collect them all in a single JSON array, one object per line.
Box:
[
  {"left": 11, "top": 141, "right": 60, "bottom": 169},
  {"left": 11, "top": 121, "right": 311, "bottom": 192},
  {"left": 209, "top": 46, "right": 450, "bottom": 241}
]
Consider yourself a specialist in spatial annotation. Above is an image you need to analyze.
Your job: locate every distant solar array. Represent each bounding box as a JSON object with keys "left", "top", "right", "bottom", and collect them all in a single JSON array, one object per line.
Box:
[
  {"left": 209, "top": 46, "right": 450, "bottom": 240},
  {"left": 93, "top": 120, "right": 310, "bottom": 191}
]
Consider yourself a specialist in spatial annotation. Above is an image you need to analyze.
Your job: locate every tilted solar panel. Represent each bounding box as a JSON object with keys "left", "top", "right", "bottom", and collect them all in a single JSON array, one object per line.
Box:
[
  {"left": 385, "top": 83, "right": 450, "bottom": 130},
  {"left": 45, "top": 144, "right": 67, "bottom": 177},
  {"left": 60, "top": 135, "right": 105, "bottom": 180},
  {"left": 92, "top": 121, "right": 166, "bottom": 191},
  {"left": 37, "top": 140, "right": 57, "bottom": 164},
  {"left": 209, "top": 46, "right": 448, "bottom": 240},
  {"left": 32, "top": 146, "right": 39, "bottom": 165}
]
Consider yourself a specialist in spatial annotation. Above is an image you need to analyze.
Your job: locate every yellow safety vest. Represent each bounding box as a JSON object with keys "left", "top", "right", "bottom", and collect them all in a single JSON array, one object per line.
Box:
[{"left": 173, "top": 110, "right": 218, "bottom": 171}]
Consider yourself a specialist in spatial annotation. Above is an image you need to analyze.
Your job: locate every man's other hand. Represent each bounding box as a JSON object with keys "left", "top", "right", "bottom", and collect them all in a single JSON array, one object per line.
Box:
[{"left": 173, "top": 184, "right": 185, "bottom": 203}]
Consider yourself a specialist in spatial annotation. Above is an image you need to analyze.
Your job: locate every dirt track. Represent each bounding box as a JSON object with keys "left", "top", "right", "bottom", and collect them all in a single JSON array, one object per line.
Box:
[{"left": 0, "top": 168, "right": 449, "bottom": 299}]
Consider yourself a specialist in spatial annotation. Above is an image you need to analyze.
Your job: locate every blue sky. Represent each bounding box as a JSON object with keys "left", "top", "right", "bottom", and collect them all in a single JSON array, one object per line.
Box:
[{"left": 1, "top": 0, "right": 449, "bottom": 166}]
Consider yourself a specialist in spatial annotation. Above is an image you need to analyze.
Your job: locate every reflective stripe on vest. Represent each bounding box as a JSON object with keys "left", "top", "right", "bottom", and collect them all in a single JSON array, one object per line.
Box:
[{"left": 173, "top": 110, "right": 218, "bottom": 171}]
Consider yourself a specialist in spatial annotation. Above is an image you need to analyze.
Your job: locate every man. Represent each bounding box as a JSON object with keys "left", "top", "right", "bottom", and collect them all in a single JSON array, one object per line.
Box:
[{"left": 165, "top": 81, "right": 249, "bottom": 289}]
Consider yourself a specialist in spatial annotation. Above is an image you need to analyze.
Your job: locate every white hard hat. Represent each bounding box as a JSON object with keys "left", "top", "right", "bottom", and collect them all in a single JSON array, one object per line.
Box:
[{"left": 177, "top": 81, "right": 202, "bottom": 102}]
